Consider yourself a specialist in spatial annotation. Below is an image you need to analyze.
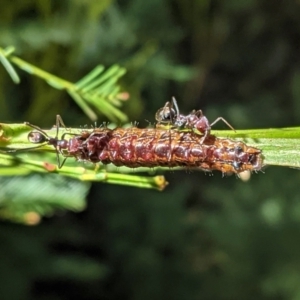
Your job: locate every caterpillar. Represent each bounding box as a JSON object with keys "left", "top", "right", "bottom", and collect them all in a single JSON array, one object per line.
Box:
[{"left": 26, "top": 116, "right": 263, "bottom": 174}]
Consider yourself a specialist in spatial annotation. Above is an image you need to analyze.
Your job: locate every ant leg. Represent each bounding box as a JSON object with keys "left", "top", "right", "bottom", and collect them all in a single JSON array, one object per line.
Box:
[
  {"left": 193, "top": 109, "right": 203, "bottom": 117},
  {"left": 171, "top": 97, "right": 180, "bottom": 120},
  {"left": 56, "top": 151, "right": 67, "bottom": 169},
  {"left": 54, "top": 115, "right": 72, "bottom": 168},
  {"left": 56, "top": 115, "right": 67, "bottom": 128},
  {"left": 200, "top": 129, "right": 209, "bottom": 144},
  {"left": 55, "top": 115, "right": 68, "bottom": 138},
  {"left": 59, "top": 157, "right": 68, "bottom": 169},
  {"left": 55, "top": 148, "right": 61, "bottom": 168},
  {"left": 210, "top": 117, "right": 236, "bottom": 132}
]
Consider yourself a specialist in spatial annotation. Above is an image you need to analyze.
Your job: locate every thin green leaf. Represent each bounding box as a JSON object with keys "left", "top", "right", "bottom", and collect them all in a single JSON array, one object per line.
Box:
[
  {"left": 67, "top": 90, "right": 98, "bottom": 121},
  {"left": 0, "top": 48, "right": 20, "bottom": 83},
  {"left": 80, "top": 65, "right": 124, "bottom": 93},
  {"left": 75, "top": 65, "right": 105, "bottom": 89},
  {"left": 87, "top": 95, "right": 128, "bottom": 122}
]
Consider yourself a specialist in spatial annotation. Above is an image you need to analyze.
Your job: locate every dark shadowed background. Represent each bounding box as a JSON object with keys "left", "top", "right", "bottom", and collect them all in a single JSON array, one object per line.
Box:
[{"left": 1, "top": 1, "right": 300, "bottom": 299}]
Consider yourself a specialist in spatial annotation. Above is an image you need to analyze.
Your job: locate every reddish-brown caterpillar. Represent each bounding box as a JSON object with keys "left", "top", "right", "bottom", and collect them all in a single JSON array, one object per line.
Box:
[{"left": 25, "top": 116, "right": 263, "bottom": 174}]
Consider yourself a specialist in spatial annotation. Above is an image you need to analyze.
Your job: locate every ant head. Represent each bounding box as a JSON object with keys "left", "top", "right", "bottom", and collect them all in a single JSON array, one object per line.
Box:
[
  {"left": 155, "top": 105, "right": 177, "bottom": 123},
  {"left": 24, "top": 121, "right": 51, "bottom": 145},
  {"left": 28, "top": 131, "right": 48, "bottom": 144},
  {"left": 155, "top": 97, "right": 180, "bottom": 124},
  {"left": 2, "top": 128, "right": 50, "bottom": 154}
]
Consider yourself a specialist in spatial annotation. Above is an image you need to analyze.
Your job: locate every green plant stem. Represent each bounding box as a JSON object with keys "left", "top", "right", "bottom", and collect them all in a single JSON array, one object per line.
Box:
[{"left": 2, "top": 122, "right": 300, "bottom": 187}]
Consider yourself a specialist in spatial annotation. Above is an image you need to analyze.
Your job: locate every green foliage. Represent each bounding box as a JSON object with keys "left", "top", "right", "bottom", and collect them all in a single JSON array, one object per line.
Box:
[
  {"left": 0, "top": 46, "right": 128, "bottom": 122},
  {"left": 0, "top": 175, "right": 89, "bottom": 223}
]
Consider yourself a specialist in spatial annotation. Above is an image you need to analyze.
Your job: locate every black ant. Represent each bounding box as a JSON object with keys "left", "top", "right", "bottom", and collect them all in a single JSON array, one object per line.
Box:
[
  {"left": 24, "top": 115, "right": 85, "bottom": 168},
  {"left": 155, "top": 97, "right": 235, "bottom": 142}
]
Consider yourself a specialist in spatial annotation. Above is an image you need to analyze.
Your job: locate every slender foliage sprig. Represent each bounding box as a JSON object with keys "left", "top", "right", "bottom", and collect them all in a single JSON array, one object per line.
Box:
[
  {"left": 0, "top": 152, "right": 167, "bottom": 190},
  {"left": 0, "top": 46, "right": 128, "bottom": 122}
]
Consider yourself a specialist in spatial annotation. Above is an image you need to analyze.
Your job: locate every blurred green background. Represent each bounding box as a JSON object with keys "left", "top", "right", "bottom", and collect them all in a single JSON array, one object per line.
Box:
[{"left": 1, "top": 0, "right": 300, "bottom": 299}]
